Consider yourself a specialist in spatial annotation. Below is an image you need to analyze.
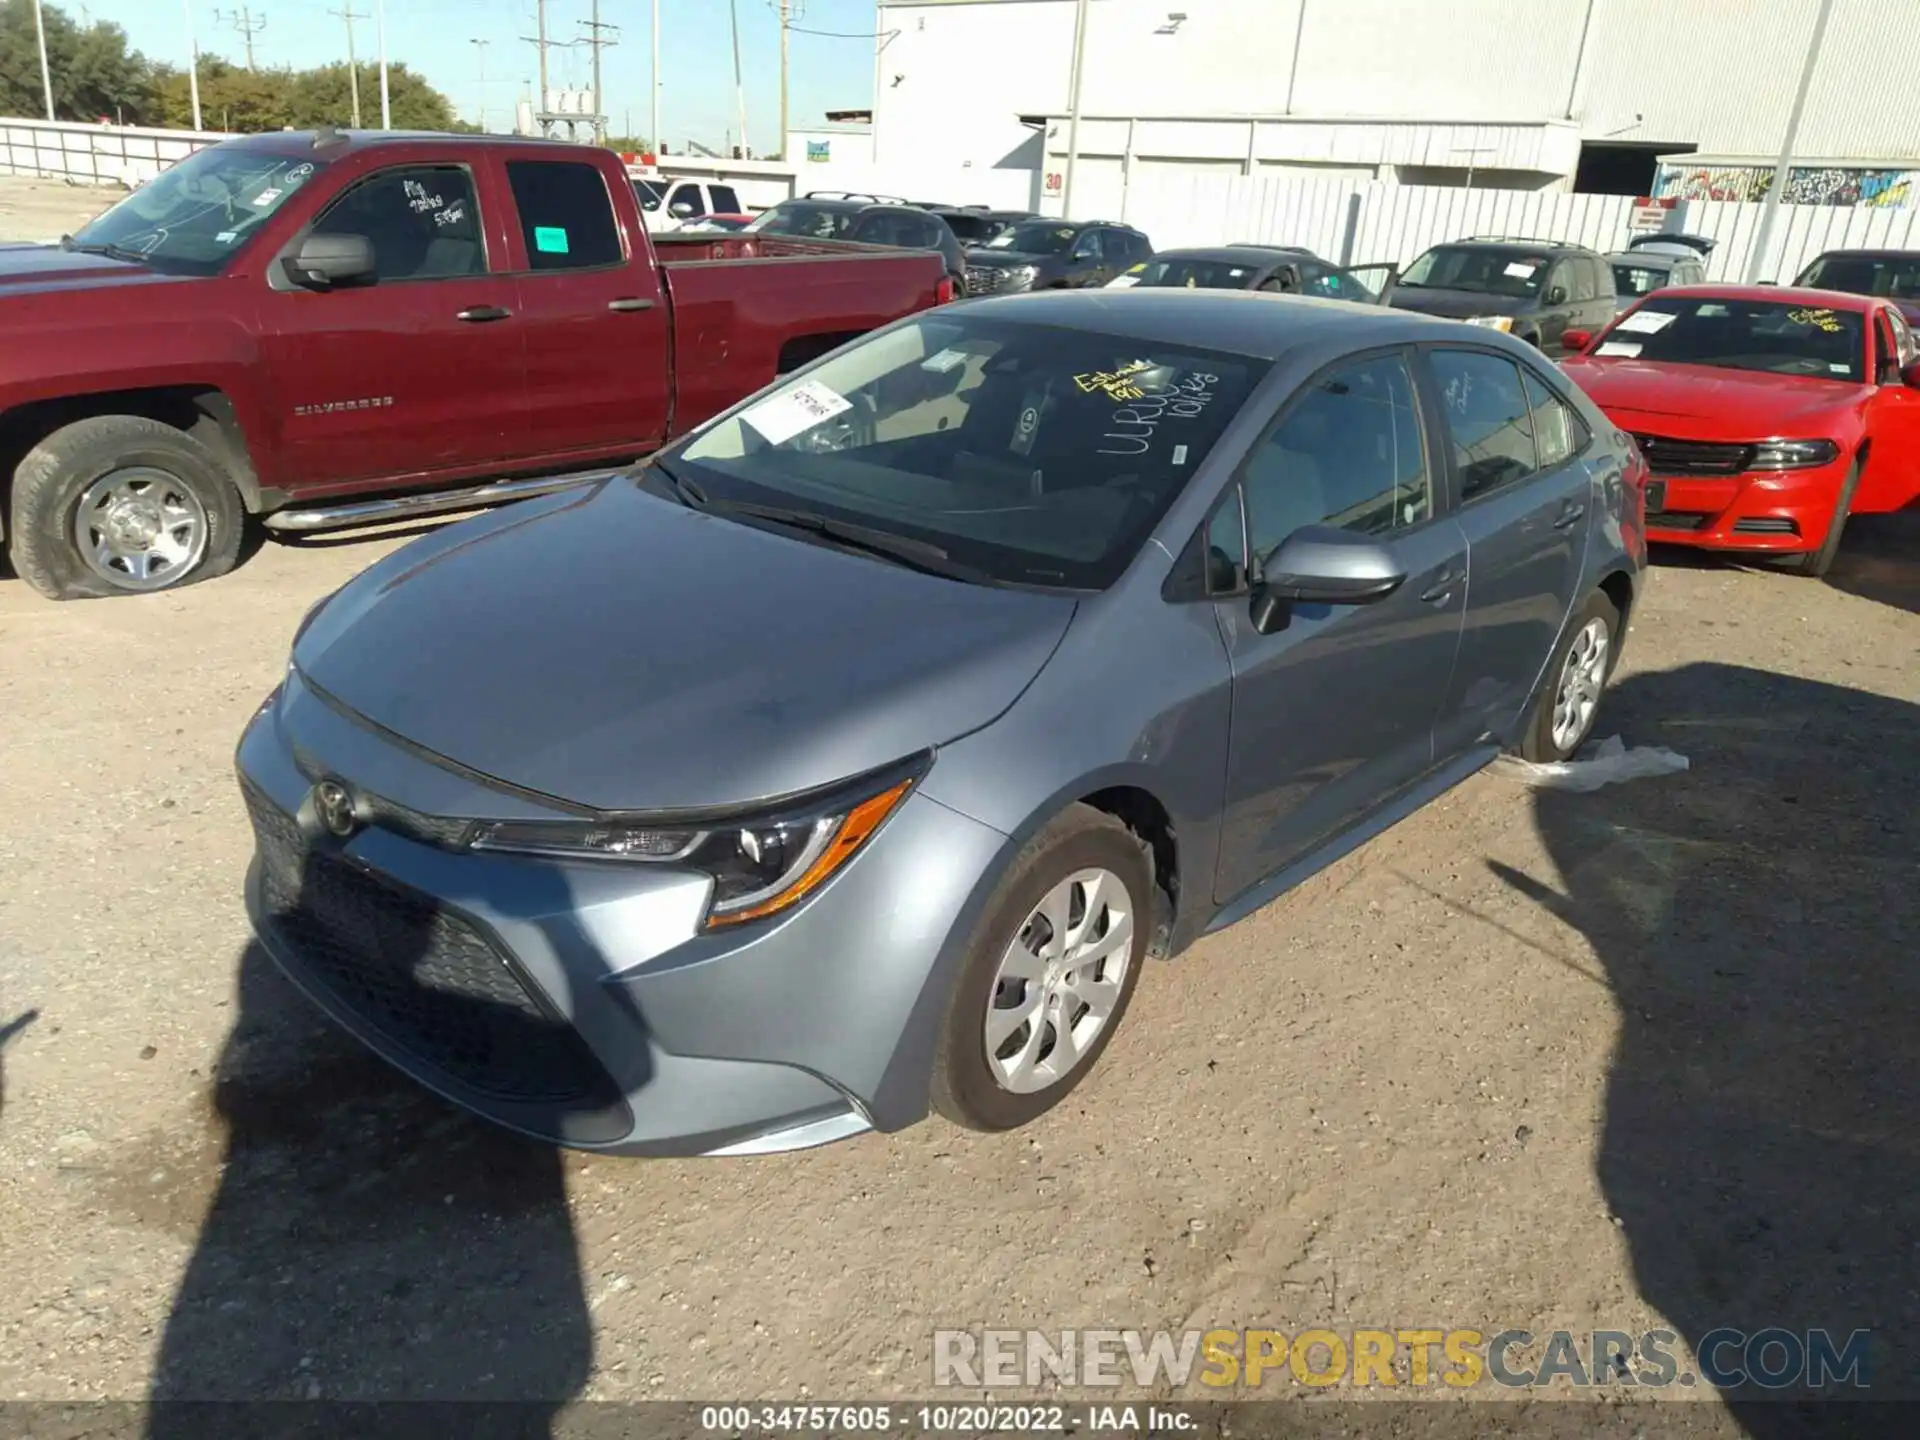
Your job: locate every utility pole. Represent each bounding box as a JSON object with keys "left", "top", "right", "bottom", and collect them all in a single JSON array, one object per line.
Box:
[
  {"left": 1747, "top": 0, "right": 1838, "bottom": 283},
  {"left": 470, "top": 38, "right": 490, "bottom": 131},
  {"left": 183, "top": 0, "right": 204, "bottom": 130},
  {"left": 215, "top": 6, "right": 266, "bottom": 72},
  {"left": 31, "top": 0, "right": 54, "bottom": 121},
  {"left": 771, "top": 0, "right": 803, "bottom": 159},
  {"left": 579, "top": 2, "right": 621, "bottom": 144},
  {"left": 375, "top": 0, "right": 390, "bottom": 128},
  {"left": 330, "top": 5, "right": 368, "bottom": 128},
  {"left": 729, "top": 0, "right": 748, "bottom": 156},
  {"left": 651, "top": 0, "right": 661, "bottom": 152},
  {"left": 522, "top": 0, "right": 552, "bottom": 135},
  {"left": 1060, "top": 0, "right": 1090, "bottom": 218}
]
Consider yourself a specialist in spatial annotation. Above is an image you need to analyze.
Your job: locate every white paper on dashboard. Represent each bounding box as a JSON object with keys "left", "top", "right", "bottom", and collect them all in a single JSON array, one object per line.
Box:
[
  {"left": 1594, "top": 341, "right": 1643, "bottom": 357},
  {"left": 1504, "top": 261, "right": 1541, "bottom": 278},
  {"left": 1614, "top": 310, "right": 1677, "bottom": 334},
  {"left": 740, "top": 380, "right": 852, "bottom": 445},
  {"left": 1107, "top": 275, "right": 1140, "bottom": 288}
]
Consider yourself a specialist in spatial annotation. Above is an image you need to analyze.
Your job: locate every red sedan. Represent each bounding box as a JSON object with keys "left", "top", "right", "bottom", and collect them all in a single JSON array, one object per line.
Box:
[{"left": 1560, "top": 285, "right": 1920, "bottom": 576}]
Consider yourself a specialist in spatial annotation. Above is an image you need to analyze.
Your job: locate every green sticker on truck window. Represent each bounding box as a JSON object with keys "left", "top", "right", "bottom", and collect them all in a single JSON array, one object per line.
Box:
[{"left": 533, "top": 226, "right": 570, "bottom": 254}]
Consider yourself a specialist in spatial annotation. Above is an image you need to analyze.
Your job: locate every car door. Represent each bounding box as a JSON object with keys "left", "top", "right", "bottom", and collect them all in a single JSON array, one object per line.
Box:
[
  {"left": 263, "top": 160, "right": 528, "bottom": 489},
  {"left": 1344, "top": 262, "right": 1400, "bottom": 303},
  {"left": 1582, "top": 256, "right": 1618, "bottom": 332},
  {"left": 1537, "top": 258, "right": 1581, "bottom": 353},
  {"left": 1207, "top": 348, "right": 1470, "bottom": 904},
  {"left": 1862, "top": 305, "right": 1920, "bottom": 512},
  {"left": 1424, "top": 347, "right": 1598, "bottom": 760},
  {"left": 1068, "top": 228, "right": 1109, "bottom": 287},
  {"left": 502, "top": 155, "right": 673, "bottom": 458}
]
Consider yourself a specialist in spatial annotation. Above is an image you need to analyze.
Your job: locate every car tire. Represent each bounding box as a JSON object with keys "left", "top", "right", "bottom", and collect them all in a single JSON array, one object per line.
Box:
[
  {"left": 930, "top": 804, "right": 1152, "bottom": 1133},
  {"left": 9, "top": 415, "right": 245, "bottom": 601},
  {"left": 1517, "top": 588, "right": 1622, "bottom": 764},
  {"left": 1781, "top": 459, "right": 1859, "bottom": 579}
]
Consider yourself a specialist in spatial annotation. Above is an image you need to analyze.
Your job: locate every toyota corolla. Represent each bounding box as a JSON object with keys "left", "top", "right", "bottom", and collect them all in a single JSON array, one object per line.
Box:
[{"left": 238, "top": 290, "right": 1645, "bottom": 1157}]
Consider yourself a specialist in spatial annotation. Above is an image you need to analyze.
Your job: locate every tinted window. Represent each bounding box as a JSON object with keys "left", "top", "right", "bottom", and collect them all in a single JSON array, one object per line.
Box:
[
  {"left": 1797, "top": 253, "right": 1920, "bottom": 300},
  {"left": 1239, "top": 354, "right": 1432, "bottom": 561},
  {"left": 1075, "top": 230, "right": 1106, "bottom": 260},
  {"left": 849, "top": 211, "right": 943, "bottom": 249},
  {"left": 1589, "top": 296, "right": 1865, "bottom": 383},
  {"left": 1430, "top": 350, "right": 1537, "bottom": 502},
  {"left": 985, "top": 221, "right": 1079, "bottom": 255},
  {"left": 710, "top": 185, "right": 742, "bottom": 213},
  {"left": 748, "top": 200, "right": 857, "bottom": 239},
  {"left": 939, "top": 211, "right": 997, "bottom": 244},
  {"left": 1399, "top": 246, "right": 1549, "bottom": 298},
  {"left": 1132, "top": 256, "right": 1266, "bottom": 289},
  {"left": 1611, "top": 262, "right": 1670, "bottom": 296},
  {"left": 634, "top": 179, "right": 667, "bottom": 212},
  {"left": 310, "top": 164, "right": 484, "bottom": 281},
  {"left": 1299, "top": 262, "right": 1376, "bottom": 303},
  {"left": 506, "top": 160, "right": 623, "bottom": 270},
  {"left": 1204, "top": 484, "right": 1248, "bottom": 594},
  {"left": 1522, "top": 370, "right": 1586, "bottom": 469},
  {"left": 673, "top": 315, "right": 1266, "bottom": 590}
]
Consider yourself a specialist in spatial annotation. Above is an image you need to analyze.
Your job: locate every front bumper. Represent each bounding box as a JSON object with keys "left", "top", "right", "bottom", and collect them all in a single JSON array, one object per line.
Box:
[
  {"left": 235, "top": 672, "right": 1011, "bottom": 1156},
  {"left": 1643, "top": 458, "right": 1850, "bottom": 554}
]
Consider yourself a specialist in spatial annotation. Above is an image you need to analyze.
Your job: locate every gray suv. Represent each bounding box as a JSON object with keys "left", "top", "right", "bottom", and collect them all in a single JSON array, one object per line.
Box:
[
  {"left": 1390, "top": 238, "right": 1619, "bottom": 355},
  {"left": 238, "top": 291, "right": 1644, "bottom": 1157}
]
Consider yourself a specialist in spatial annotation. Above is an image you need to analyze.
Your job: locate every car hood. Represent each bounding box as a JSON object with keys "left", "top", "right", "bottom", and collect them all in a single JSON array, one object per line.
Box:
[
  {"left": 293, "top": 479, "right": 1078, "bottom": 812},
  {"left": 1560, "top": 358, "right": 1868, "bottom": 433},
  {"left": 0, "top": 242, "right": 174, "bottom": 292},
  {"left": 1387, "top": 287, "right": 1527, "bottom": 320}
]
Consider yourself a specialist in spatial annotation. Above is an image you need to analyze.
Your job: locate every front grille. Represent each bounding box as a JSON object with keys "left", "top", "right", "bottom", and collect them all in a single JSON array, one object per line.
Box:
[
  {"left": 1633, "top": 434, "right": 1755, "bottom": 476},
  {"left": 1734, "top": 516, "right": 1799, "bottom": 535},
  {"left": 1646, "top": 510, "right": 1711, "bottom": 531},
  {"left": 245, "top": 785, "right": 619, "bottom": 1107},
  {"left": 965, "top": 267, "right": 1024, "bottom": 296}
]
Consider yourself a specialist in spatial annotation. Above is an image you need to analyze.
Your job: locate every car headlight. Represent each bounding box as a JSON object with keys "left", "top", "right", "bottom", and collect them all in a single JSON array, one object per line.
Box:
[
  {"left": 467, "top": 753, "right": 929, "bottom": 929},
  {"left": 1749, "top": 438, "right": 1842, "bottom": 470},
  {"left": 1466, "top": 316, "right": 1515, "bottom": 332},
  {"left": 1006, "top": 264, "right": 1039, "bottom": 286}
]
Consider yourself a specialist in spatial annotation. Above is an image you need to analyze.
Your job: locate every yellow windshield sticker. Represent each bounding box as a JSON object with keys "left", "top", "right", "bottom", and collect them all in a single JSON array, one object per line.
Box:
[
  {"left": 1073, "top": 360, "right": 1152, "bottom": 402},
  {"left": 1788, "top": 307, "right": 1843, "bottom": 333}
]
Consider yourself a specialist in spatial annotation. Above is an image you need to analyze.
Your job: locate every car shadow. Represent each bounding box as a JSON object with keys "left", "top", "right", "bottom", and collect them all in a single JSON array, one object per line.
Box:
[
  {"left": 145, "top": 839, "right": 597, "bottom": 1431},
  {"left": 1822, "top": 511, "right": 1920, "bottom": 617},
  {"left": 1489, "top": 662, "right": 1917, "bottom": 1431},
  {"left": 0, "top": 1009, "right": 40, "bottom": 1130}
]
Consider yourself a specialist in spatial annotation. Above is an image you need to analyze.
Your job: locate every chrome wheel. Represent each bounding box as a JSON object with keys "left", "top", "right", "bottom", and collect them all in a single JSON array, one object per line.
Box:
[
  {"left": 72, "top": 467, "right": 210, "bottom": 590},
  {"left": 984, "top": 867, "right": 1135, "bottom": 1095},
  {"left": 1550, "top": 616, "right": 1611, "bottom": 754}
]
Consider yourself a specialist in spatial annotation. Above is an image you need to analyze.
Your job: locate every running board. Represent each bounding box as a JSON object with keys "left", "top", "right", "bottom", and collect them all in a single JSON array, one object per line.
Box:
[
  {"left": 261, "top": 469, "right": 617, "bottom": 534},
  {"left": 1205, "top": 742, "right": 1501, "bottom": 936}
]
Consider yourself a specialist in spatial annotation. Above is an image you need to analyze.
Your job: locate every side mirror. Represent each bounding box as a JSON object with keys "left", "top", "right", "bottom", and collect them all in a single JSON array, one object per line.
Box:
[
  {"left": 1545, "top": 285, "right": 1569, "bottom": 306},
  {"left": 283, "top": 232, "right": 375, "bottom": 289},
  {"left": 1248, "top": 526, "right": 1407, "bottom": 633},
  {"left": 1561, "top": 328, "right": 1593, "bottom": 353},
  {"left": 670, "top": 199, "right": 698, "bottom": 218}
]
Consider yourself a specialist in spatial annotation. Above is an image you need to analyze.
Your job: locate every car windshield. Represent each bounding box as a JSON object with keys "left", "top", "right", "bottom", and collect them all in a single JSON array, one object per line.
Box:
[
  {"left": 633, "top": 180, "right": 667, "bottom": 212},
  {"left": 746, "top": 201, "right": 857, "bottom": 239},
  {"left": 1125, "top": 257, "right": 1261, "bottom": 289},
  {"left": 938, "top": 212, "right": 996, "bottom": 243},
  {"left": 1611, "top": 263, "right": 1673, "bottom": 296},
  {"left": 668, "top": 314, "right": 1267, "bottom": 589},
  {"left": 1796, "top": 254, "right": 1920, "bottom": 300},
  {"left": 985, "top": 221, "right": 1079, "bottom": 254},
  {"left": 1399, "top": 245, "right": 1548, "bottom": 297},
  {"left": 70, "top": 145, "right": 326, "bottom": 275},
  {"left": 1593, "top": 297, "right": 1866, "bottom": 383}
]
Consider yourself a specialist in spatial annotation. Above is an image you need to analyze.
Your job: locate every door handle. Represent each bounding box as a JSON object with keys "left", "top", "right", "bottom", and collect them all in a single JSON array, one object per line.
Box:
[
  {"left": 1553, "top": 503, "right": 1587, "bottom": 530},
  {"left": 456, "top": 305, "right": 512, "bottom": 323},
  {"left": 1419, "top": 570, "right": 1458, "bottom": 604},
  {"left": 608, "top": 297, "right": 657, "bottom": 312}
]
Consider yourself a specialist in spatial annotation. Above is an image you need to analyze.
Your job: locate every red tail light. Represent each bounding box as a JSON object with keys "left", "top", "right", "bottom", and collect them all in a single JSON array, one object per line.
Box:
[{"left": 935, "top": 276, "right": 957, "bottom": 305}]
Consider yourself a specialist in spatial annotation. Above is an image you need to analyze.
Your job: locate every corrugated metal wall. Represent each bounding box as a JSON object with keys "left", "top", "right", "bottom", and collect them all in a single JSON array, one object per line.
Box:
[{"left": 1116, "top": 168, "right": 1920, "bottom": 281}]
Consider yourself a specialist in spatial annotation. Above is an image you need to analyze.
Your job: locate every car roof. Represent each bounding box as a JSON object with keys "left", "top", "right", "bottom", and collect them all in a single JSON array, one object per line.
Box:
[
  {"left": 957, "top": 287, "right": 1454, "bottom": 359},
  {"left": 1649, "top": 283, "right": 1878, "bottom": 310},
  {"left": 1432, "top": 237, "right": 1596, "bottom": 256},
  {"left": 1803, "top": 247, "right": 1920, "bottom": 261},
  {"left": 1152, "top": 246, "right": 1303, "bottom": 265},
  {"left": 1605, "top": 250, "right": 1689, "bottom": 268}
]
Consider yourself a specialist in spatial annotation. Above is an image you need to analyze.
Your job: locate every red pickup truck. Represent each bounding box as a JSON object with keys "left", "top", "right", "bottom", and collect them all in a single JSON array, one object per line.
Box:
[{"left": 0, "top": 130, "right": 952, "bottom": 600}]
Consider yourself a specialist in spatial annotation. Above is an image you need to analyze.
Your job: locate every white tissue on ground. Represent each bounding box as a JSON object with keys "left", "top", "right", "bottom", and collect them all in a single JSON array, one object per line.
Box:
[{"left": 1491, "top": 734, "right": 1690, "bottom": 792}]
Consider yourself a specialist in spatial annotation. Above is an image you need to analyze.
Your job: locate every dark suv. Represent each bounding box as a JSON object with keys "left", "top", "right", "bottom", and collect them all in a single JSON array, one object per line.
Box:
[
  {"left": 747, "top": 196, "right": 967, "bottom": 290},
  {"left": 1793, "top": 248, "right": 1920, "bottom": 326},
  {"left": 1388, "top": 237, "right": 1617, "bottom": 356},
  {"left": 963, "top": 217, "right": 1153, "bottom": 295}
]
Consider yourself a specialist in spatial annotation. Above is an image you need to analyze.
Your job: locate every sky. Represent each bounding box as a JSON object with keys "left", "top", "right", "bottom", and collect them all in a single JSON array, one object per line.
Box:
[{"left": 84, "top": 0, "right": 881, "bottom": 153}]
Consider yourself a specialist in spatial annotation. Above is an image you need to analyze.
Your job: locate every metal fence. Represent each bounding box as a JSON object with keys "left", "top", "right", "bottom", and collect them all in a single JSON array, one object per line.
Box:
[
  {"left": 0, "top": 118, "right": 231, "bottom": 188},
  {"left": 1114, "top": 169, "right": 1920, "bottom": 284}
]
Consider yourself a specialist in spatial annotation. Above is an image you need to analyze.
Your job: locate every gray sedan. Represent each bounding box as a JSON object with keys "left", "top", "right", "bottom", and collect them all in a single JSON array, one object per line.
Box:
[{"left": 237, "top": 291, "right": 1647, "bottom": 1156}]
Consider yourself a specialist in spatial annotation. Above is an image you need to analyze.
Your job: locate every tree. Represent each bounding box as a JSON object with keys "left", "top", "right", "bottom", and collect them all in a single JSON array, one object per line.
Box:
[
  {"left": 284, "top": 61, "right": 462, "bottom": 132},
  {"left": 0, "top": 0, "right": 158, "bottom": 123}
]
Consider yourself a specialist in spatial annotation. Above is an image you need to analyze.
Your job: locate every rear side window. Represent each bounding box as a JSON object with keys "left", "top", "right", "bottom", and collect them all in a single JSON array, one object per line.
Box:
[
  {"left": 1429, "top": 349, "right": 1537, "bottom": 502},
  {"left": 1522, "top": 370, "right": 1589, "bottom": 469},
  {"left": 507, "top": 160, "right": 624, "bottom": 270},
  {"left": 1587, "top": 257, "right": 1615, "bottom": 297},
  {"left": 711, "top": 184, "right": 742, "bottom": 213}
]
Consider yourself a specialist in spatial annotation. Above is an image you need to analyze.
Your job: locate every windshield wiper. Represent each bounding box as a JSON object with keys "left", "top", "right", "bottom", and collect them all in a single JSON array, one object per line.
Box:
[
  {"left": 633, "top": 456, "right": 709, "bottom": 510},
  {"left": 714, "top": 500, "right": 993, "bottom": 583},
  {"left": 59, "top": 235, "right": 150, "bottom": 264}
]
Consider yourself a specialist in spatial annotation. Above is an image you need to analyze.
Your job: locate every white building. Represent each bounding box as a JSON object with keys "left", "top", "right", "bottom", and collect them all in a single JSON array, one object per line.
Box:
[{"left": 871, "top": 0, "right": 1920, "bottom": 215}]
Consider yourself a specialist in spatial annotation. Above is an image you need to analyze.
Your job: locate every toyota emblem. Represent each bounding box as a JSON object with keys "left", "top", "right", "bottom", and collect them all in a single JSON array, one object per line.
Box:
[{"left": 313, "top": 780, "right": 358, "bottom": 839}]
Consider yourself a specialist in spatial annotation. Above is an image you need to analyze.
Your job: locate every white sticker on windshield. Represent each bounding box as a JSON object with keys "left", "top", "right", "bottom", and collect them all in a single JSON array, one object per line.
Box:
[
  {"left": 921, "top": 348, "right": 969, "bottom": 373},
  {"left": 1504, "top": 260, "right": 1542, "bottom": 278},
  {"left": 1830, "top": 362, "right": 1852, "bottom": 374},
  {"left": 1594, "top": 340, "right": 1643, "bottom": 357},
  {"left": 1172, "top": 444, "right": 1189, "bottom": 466},
  {"left": 739, "top": 379, "right": 852, "bottom": 446},
  {"left": 215, "top": 230, "right": 239, "bottom": 244},
  {"left": 250, "top": 188, "right": 282, "bottom": 207},
  {"left": 1107, "top": 275, "right": 1140, "bottom": 288},
  {"left": 1615, "top": 309, "right": 1677, "bottom": 334}
]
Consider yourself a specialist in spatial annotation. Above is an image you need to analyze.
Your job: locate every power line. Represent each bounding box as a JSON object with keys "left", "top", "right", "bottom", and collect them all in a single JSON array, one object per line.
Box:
[{"left": 213, "top": 5, "right": 266, "bottom": 71}]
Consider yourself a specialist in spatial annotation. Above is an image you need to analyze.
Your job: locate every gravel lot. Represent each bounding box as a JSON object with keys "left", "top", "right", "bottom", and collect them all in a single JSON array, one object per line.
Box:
[{"left": 0, "top": 175, "right": 1915, "bottom": 1430}]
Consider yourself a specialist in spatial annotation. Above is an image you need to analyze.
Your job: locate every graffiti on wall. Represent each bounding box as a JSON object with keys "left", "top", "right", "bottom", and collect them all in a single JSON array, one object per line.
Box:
[{"left": 1654, "top": 164, "right": 1919, "bottom": 208}]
